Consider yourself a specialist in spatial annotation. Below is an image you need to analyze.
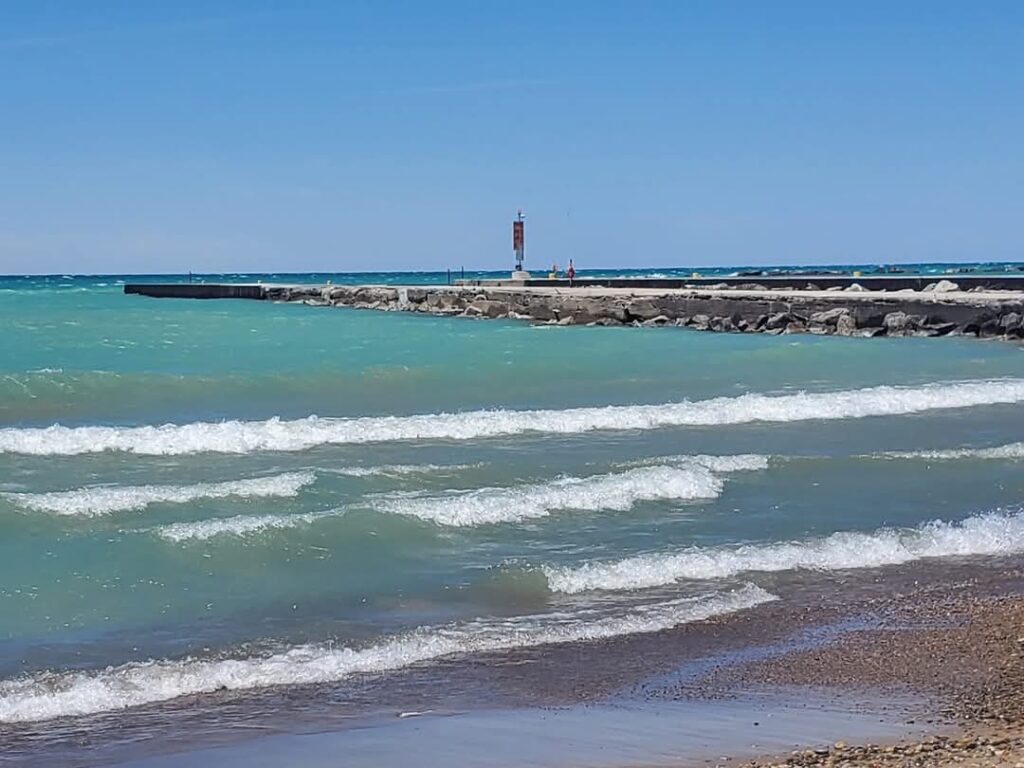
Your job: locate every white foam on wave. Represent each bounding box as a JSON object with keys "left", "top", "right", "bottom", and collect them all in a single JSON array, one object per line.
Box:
[
  {"left": 625, "top": 454, "right": 770, "bottom": 473},
  {"left": 374, "top": 464, "right": 724, "bottom": 527},
  {"left": 2, "top": 379, "right": 1023, "bottom": 456},
  {"left": 154, "top": 508, "right": 340, "bottom": 542},
  {"left": 323, "top": 463, "right": 480, "bottom": 478},
  {"left": 544, "top": 511, "right": 1024, "bottom": 593},
  {"left": 879, "top": 443, "right": 1024, "bottom": 461},
  {"left": 159, "top": 456, "right": 760, "bottom": 537},
  {"left": 3, "top": 472, "right": 316, "bottom": 516},
  {"left": 0, "top": 584, "right": 774, "bottom": 723}
]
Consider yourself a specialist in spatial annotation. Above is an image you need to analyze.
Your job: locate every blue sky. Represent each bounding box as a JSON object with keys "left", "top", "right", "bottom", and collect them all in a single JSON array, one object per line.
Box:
[{"left": 1, "top": 1, "right": 1021, "bottom": 274}]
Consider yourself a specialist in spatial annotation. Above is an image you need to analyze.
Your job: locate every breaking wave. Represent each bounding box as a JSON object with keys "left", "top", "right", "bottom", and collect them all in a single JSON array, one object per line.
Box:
[
  {"left": 878, "top": 443, "right": 1024, "bottom": 461},
  {"left": 3, "top": 472, "right": 315, "bottom": 516},
  {"left": 323, "top": 463, "right": 480, "bottom": 477},
  {"left": 0, "top": 585, "right": 775, "bottom": 723},
  {"left": 624, "top": 454, "right": 770, "bottom": 472},
  {"left": 154, "top": 508, "right": 340, "bottom": 542},
  {"left": 2, "top": 379, "right": 1022, "bottom": 455},
  {"left": 543, "top": 510, "right": 1024, "bottom": 593},
  {"left": 373, "top": 464, "right": 725, "bottom": 527}
]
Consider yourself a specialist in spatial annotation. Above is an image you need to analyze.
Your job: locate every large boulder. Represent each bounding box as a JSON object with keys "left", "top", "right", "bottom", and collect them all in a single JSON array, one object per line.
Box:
[
  {"left": 688, "top": 314, "right": 711, "bottom": 330},
  {"left": 923, "top": 279, "right": 960, "bottom": 293},
  {"left": 625, "top": 298, "right": 662, "bottom": 322},
  {"left": 835, "top": 312, "right": 858, "bottom": 336},
  {"left": 641, "top": 315, "right": 672, "bottom": 327},
  {"left": 809, "top": 308, "right": 849, "bottom": 326},
  {"left": 919, "top": 322, "right": 958, "bottom": 337},
  {"left": 559, "top": 297, "right": 628, "bottom": 325},
  {"left": 466, "top": 299, "right": 508, "bottom": 319},
  {"left": 1000, "top": 312, "right": 1023, "bottom": 338},
  {"left": 764, "top": 312, "right": 792, "bottom": 331},
  {"left": 883, "top": 311, "right": 926, "bottom": 336}
]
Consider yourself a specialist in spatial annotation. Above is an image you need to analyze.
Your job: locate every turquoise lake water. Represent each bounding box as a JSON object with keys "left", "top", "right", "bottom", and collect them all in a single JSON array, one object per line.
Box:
[{"left": 2, "top": 272, "right": 1024, "bottom": 746}]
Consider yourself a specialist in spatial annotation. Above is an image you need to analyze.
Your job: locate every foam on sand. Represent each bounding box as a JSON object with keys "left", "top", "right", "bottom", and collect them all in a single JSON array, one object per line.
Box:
[
  {"left": 373, "top": 464, "right": 725, "bottom": 527},
  {"left": 543, "top": 510, "right": 1024, "bottom": 593},
  {"left": 2, "top": 379, "right": 1023, "bottom": 455},
  {"left": 3, "top": 472, "right": 315, "bottom": 516},
  {"left": 0, "top": 584, "right": 775, "bottom": 723}
]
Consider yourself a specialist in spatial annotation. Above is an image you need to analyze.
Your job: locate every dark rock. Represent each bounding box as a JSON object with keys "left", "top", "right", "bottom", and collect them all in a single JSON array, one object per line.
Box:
[
  {"left": 920, "top": 322, "right": 958, "bottom": 337},
  {"left": 1000, "top": 312, "right": 1023, "bottom": 337},
  {"left": 978, "top": 318, "right": 1002, "bottom": 337},
  {"left": 625, "top": 299, "right": 661, "bottom": 321},
  {"left": 764, "top": 312, "right": 792, "bottom": 331}
]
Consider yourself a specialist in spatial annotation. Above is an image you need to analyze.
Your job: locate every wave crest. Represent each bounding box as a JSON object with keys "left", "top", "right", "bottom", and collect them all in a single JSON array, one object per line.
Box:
[
  {"left": 0, "top": 585, "right": 775, "bottom": 723},
  {"left": 374, "top": 464, "right": 724, "bottom": 527},
  {"left": 879, "top": 443, "right": 1024, "bottom": 461},
  {"left": 2, "top": 379, "right": 1022, "bottom": 455},
  {"left": 3, "top": 472, "right": 315, "bottom": 516},
  {"left": 153, "top": 508, "right": 339, "bottom": 542},
  {"left": 543, "top": 511, "right": 1024, "bottom": 593}
]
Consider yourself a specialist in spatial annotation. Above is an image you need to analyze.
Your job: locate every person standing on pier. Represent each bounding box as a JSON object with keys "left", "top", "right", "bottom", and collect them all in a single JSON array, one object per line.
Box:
[{"left": 566, "top": 259, "right": 576, "bottom": 286}]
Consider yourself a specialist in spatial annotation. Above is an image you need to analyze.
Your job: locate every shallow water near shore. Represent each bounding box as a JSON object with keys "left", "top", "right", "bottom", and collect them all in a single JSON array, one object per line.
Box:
[
  {"left": 2, "top": 274, "right": 1024, "bottom": 764},
  {"left": 114, "top": 691, "right": 930, "bottom": 768}
]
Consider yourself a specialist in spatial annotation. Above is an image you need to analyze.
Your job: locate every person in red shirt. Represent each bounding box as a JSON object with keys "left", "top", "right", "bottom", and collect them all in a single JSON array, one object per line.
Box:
[{"left": 566, "top": 259, "right": 576, "bottom": 286}]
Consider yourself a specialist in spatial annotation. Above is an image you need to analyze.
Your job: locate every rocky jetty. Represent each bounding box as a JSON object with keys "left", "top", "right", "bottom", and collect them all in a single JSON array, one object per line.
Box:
[{"left": 263, "top": 284, "right": 1024, "bottom": 340}]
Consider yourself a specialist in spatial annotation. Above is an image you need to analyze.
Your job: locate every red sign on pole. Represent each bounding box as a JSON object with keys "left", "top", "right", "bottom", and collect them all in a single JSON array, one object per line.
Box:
[{"left": 512, "top": 221, "right": 524, "bottom": 251}]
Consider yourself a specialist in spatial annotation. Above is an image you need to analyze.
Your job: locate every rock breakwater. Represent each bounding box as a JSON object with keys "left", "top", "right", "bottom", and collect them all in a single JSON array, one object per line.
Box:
[{"left": 264, "top": 284, "right": 1024, "bottom": 340}]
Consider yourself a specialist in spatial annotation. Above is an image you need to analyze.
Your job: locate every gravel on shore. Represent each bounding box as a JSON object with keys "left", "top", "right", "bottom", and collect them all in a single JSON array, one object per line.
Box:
[{"left": 723, "top": 588, "right": 1024, "bottom": 768}]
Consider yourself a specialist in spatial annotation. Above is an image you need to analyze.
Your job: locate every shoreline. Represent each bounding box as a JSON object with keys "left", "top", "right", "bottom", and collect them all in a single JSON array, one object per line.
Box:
[
  {"left": 9, "top": 559, "right": 1023, "bottom": 767},
  {"left": 729, "top": 585, "right": 1024, "bottom": 768}
]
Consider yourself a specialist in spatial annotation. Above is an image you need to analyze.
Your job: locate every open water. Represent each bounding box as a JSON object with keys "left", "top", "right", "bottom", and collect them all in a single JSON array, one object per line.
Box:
[{"left": 2, "top": 270, "right": 1024, "bottom": 762}]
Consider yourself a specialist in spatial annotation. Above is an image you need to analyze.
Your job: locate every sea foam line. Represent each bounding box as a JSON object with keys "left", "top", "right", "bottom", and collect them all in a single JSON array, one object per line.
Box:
[
  {"left": 2, "top": 472, "right": 316, "bottom": 516},
  {"left": 543, "top": 510, "right": 1024, "bottom": 593},
  {"left": 372, "top": 463, "right": 727, "bottom": 527},
  {"left": 0, "top": 584, "right": 774, "bottom": 723},
  {"left": 2, "top": 379, "right": 1023, "bottom": 456}
]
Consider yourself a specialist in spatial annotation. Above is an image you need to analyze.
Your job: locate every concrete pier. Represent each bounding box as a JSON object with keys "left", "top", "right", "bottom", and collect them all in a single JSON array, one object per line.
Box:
[
  {"left": 125, "top": 283, "right": 268, "bottom": 299},
  {"left": 461, "top": 274, "right": 1024, "bottom": 292},
  {"left": 125, "top": 279, "right": 1024, "bottom": 339}
]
